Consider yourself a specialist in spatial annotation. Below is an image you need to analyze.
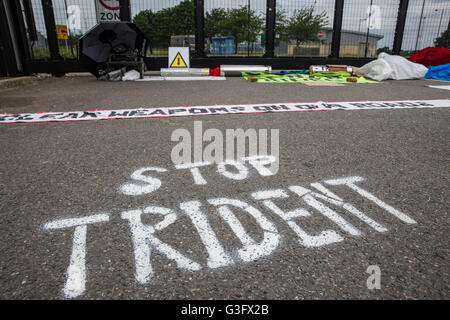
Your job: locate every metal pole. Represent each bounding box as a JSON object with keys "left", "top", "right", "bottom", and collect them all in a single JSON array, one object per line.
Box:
[
  {"left": 247, "top": 0, "right": 250, "bottom": 56},
  {"left": 119, "top": 0, "right": 131, "bottom": 22},
  {"left": 194, "top": 0, "right": 205, "bottom": 58},
  {"left": 447, "top": 17, "right": 450, "bottom": 47},
  {"left": 23, "top": 0, "right": 37, "bottom": 41},
  {"left": 365, "top": 0, "right": 373, "bottom": 58},
  {"left": 437, "top": 9, "right": 444, "bottom": 39},
  {"left": 415, "top": 0, "right": 425, "bottom": 51},
  {"left": 263, "top": 0, "right": 276, "bottom": 58},
  {"left": 359, "top": 18, "right": 366, "bottom": 32},
  {"left": 63, "top": 0, "right": 74, "bottom": 57},
  {"left": 0, "top": 0, "right": 19, "bottom": 76},
  {"left": 393, "top": 0, "right": 409, "bottom": 55},
  {"left": 41, "top": 0, "right": 61, "bottom": 61},
  {"left": 329, "top": 0, "right": 344, "bottom": 58}
]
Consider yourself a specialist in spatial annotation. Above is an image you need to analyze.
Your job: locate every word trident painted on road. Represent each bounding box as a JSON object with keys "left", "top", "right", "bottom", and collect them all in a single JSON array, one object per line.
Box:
[{"left": 43, "top": 156, "right": 416, "bottom": 299}]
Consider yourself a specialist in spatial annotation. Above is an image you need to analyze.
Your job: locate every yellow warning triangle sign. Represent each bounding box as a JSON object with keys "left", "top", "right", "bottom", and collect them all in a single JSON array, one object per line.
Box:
[{"left": 170, "top": 52, "right": 188, "bottom": 68}]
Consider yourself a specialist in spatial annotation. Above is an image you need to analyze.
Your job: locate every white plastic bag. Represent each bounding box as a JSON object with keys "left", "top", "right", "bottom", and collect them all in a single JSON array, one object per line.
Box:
[
  {"left": 379, "top": 53, "right": 428, "bottom": 80},
  {"left": 122, "top": 70, "right": 141, "bottom": 81},
  {"left": 358, "top": 52, "right": 428, "bottom": 81},
  {"left": 357, "top": 58, "right": 393, "bottom": 81}
]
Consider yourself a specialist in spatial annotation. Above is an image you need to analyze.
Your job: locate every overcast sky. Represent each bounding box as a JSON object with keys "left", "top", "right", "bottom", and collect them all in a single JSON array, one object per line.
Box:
[{"left": 32, "top": 0, "right": 449, "bottom": 51}]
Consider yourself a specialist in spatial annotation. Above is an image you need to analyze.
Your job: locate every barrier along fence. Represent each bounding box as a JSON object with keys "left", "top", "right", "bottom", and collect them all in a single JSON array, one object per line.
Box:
[{"left": 0, "top": 0, "right": 449, "bottom": 76}]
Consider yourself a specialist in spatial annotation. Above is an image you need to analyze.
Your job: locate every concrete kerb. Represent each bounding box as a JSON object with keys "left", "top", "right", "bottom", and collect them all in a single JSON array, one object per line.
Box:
[{"left": 0, "top": 76, "right": 38, "bottom": 90}]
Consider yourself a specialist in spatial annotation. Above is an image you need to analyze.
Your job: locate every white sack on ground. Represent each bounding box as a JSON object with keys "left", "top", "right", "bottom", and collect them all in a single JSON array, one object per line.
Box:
[
  {"left": 358, "top": 52, "right": 428, "bottom": 81},
  {"left": 122, "top": 70, "right": 141, "bottom": 81}
]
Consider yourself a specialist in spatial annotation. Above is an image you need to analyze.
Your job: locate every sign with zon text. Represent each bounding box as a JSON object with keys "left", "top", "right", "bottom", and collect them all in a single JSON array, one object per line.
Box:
[{"left": 95, "top": 0, "right": 120, "bottom": 22}]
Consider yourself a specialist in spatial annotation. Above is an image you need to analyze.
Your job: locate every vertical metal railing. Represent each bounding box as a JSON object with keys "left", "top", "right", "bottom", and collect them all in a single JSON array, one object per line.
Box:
[
  {"left": 41, "top": 0, "right": 61, "bottom": 60},
  {"left": 263, "top": 0, "right": 276, "bottom": 58},
  {"left": 393, "top": 0, "right": 409, "bottom": 55},
  {"left": 330, "top": 0, "right": 344, "bottom": 58}
]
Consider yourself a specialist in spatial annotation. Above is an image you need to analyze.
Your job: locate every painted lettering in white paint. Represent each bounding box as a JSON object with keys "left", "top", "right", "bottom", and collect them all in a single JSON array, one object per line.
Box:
[
  {"left": 43, "top": 173, "right": 417, "bottom": 298},
  {"left": 324, "top": 176, "right": 417, "bottom": 224},
  {"left": 175, "top": 161, "right": 211, "bottom": 185},
  {"left": 44, "top": 213, "right": 110, "bottom": 298},
  {"left": 120, "top": 167, "right": 167, "bottom": 196},
  {"left": 121, "top": 206, "right": 201, "bottom": 284},
  {"left": 243, "top": 155, "right": 278, "bottom": 177},
  {"left": 180, "top": 201, "right": 233, "bottom": 268},
  {"left": 207, "top": 198, "right": 280, "bottom": 262},
  {"left": 305, "top": 183, "right": 388, "bottom": 233},
  {"left": 251, "top": 189, "right": 344, "bottom": 247},
  {"left": 217, "top": 160, "right": 249, "bottom": 180}
]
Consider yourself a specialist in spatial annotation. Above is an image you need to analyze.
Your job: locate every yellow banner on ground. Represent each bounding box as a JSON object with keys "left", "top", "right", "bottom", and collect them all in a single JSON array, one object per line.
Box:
[{"left": 242, "top": 72, "right": 379, "bottom": 83}]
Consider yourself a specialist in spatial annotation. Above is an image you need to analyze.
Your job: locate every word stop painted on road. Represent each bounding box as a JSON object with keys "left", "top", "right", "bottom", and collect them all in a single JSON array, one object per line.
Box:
[{"left": 43, "top": 156, "right": 417, "bottom": 298}]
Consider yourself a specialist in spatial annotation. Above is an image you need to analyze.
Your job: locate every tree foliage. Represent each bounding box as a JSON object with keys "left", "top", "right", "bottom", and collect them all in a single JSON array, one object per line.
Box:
[
  {"left": 133, "top": 0, "right": 195, "bottom": 48},
  {"left": 205, "top": 6, "right": 264, "bottom": 52},
  {"left": 434, "top": 30, "right": 450, "bottom": 48},
  {"left": 376, "top": 46, "right": 392, "bottom": 55},
  {"left": 285, "top": 7, "right": 328, "bottom": 46},
  {"left": 275, "top": 9, "right": 289, "bottom": 41},
  {"left": 134, "top": 1, "right": 330, "bottom": 52}
]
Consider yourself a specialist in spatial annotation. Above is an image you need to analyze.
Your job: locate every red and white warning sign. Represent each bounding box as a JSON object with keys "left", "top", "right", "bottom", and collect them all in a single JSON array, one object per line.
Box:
[
  {"left": 317, "top": 30, "right": 325, "bottom": 40},
  {"left": 95, "top": 0, "right": 120, "bottom": 22}
]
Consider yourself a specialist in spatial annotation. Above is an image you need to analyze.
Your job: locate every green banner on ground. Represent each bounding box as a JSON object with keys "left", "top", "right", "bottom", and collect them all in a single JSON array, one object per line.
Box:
[{"left": 242, "top": 72, "right": 379, "bottom": 84}]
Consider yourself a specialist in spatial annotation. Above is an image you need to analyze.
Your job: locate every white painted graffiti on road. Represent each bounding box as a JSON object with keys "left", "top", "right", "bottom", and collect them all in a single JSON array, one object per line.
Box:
[
  {"left": 43, "top": 157, "right": 417, "bottom": 298},
  {"left": 2, "top": 99, "right": 450, "bottom": 123}
]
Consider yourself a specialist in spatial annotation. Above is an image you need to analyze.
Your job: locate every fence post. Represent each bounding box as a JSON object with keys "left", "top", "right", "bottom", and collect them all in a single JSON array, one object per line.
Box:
[
  {"left": 8, "top": 0, "right": 31, "bottom": 65},
  {"left": 392, "top": 0, "right": 409, "bottom": 55},
  {"left": 119, "top": 0, "right": 131, "bottom": 22},
  {"left": 263, "top": 0, "right": 276, "bottom": 58},
  {"left": 23, "top": 0, "right": 38, "bottom": 42},
  {"left": 446, "top": 17, "right": 450, "bottom": 47},
  {"left": 41, "top": 0, "right": 61, "bottom": 61},
  {"left": 0, "top": 0, "right": 19, "bottom": 76},
  {"left": 194, "top": 0, "right": 206, "bottom": 58},
  {"left": 329, "top": 0, "right": 344, "bottom": 58}
]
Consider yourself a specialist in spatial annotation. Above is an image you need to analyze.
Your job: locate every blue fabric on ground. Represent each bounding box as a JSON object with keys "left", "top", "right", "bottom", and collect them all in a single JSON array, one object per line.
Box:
[
  {"left": 424, "top": 63, "right": 450, "bottom": 81},
  {"left": 275, "top": 70, "right": 309, "bottom": 75}
]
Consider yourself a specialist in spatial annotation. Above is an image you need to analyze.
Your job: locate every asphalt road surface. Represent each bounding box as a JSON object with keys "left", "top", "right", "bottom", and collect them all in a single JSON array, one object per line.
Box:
[{"left": 0, "top": 76, "right": 448, "bottom": 300}]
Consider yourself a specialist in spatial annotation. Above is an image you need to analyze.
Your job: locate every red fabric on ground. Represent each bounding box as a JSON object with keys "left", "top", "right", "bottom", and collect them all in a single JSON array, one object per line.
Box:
[
  {"left": 209, "top": 67, "right": 221, "bottom": 76},
  {"left": 409, "top": 47, "right": 450, "bottom": 67}
]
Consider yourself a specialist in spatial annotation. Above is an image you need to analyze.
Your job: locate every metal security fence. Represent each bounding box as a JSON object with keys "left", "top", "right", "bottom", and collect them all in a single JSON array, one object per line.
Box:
[
  {"left": 131, "top": 0, "right": 195, "bottom": 56},
  {"left": 27, "top": 0, "right": 98, "bottom": 59},
  {"left": 204, "top": 0, "right": 267, "bottom": 57},
  {"left": 275, "top": 0, "right": 335, "bottom": 57},
  {"left": 340, "top": 0, "right": 401, "bottom": 58},
  {"left": 401, "top": 0, "right": 449, "bottom": 55},
  {"left": 0, "top": 0, "right": 449, "bottom": 76}
]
